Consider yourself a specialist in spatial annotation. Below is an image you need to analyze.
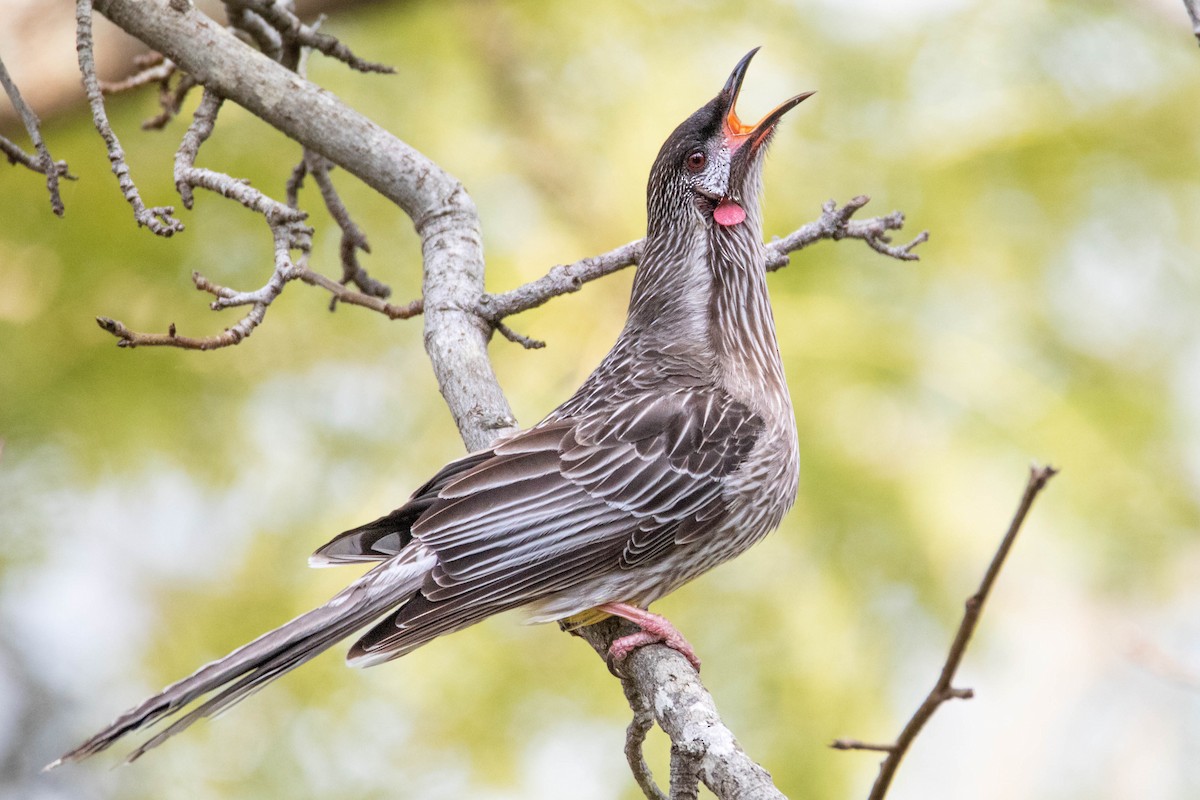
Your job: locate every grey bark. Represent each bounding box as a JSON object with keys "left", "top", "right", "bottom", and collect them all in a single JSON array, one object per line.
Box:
[{"left": 92, "top": 0, "right": 516, "bottom": 451}]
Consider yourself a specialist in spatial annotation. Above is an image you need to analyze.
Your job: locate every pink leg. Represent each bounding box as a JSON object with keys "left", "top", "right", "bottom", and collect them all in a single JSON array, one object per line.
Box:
[{"left": 597, "top": 602, "right": 701, "bottom": 672}]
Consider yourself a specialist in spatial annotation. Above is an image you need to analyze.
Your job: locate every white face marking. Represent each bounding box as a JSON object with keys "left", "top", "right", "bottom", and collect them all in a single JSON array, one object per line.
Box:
[{"left": 692, "top": 145, "right": 733, "bottom": 201}]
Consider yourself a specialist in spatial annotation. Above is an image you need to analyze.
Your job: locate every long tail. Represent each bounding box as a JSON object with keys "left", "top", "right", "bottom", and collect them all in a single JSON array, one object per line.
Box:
[{"left": 48, "top": 545, "right": 438, "bottom": 767}]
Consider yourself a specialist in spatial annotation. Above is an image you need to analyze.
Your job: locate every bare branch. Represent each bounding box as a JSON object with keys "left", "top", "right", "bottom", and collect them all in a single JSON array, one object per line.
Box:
[
  {"left": 670, "top": 741, "right": 703, "bottom": 800},
  {"left": 92, "top": 0, "right": 513, "bottom": 448},
  {"left": 226, "top": 6, "right": 284, "bottom": 62},
  {"left": 0, "top": 54, "right": 73, "bottom": 216},
  {"left": 296, "top": 267, "right": 422, "bottom": 318},
  {"left": 480, "top": 196, "right": 926, "bottom": 324},
  {"left": 178, "top": 165, "right": 309, "bottom": 227},
  {"left": 1184, "top": 0, "right": 1200, "bottom": 46},
  {"left": 226, "top": 0, "right": 395, "bottom": 73},
  {"left": 96, "top": 284, "right": 269, "bottom": 350},
  {"left": 143, "top": 73, "right": 199, "bottom": 131},
  {"left": 285, "top": 156, "right": 308, "bottom": 206},
  {"left": 95, "top": 83, "right": 316, "bottom": 351},
  {"left": 96, "top": 217, "right": 301, "bottom": 352},
  {"left": 836, "top": 464, "right": 1059, "bottom": 800},
  {"left": 76, "top": 0, "right": 185, "bottom": 235},
  {"left": 618, "top": 676, "right": 669, "bottom": 800},
  {"left": 830, "top": 740, "right": 895, "bottom": 753},
  {"left": 765, "top": 196, "right": 928, "bottom": 271},
  {"left": 99, "top": 58, "right": 175, "bottom": 93},
  {"left": 96, "top": 49, "right": 194, "bottom": 131},
  {"left": 133, "top": 50, "right": 167, "bottom": 69},
  {"left": 572, "top": 618, "right": 787, "bottom": 800},
  {"left": 172, "top": 87, "right": 221, "bottom": 209},
  {"left": 303, "top": 153, "right": 392, "bottom": 299},
  {"left": 493, "top": 321, "right": 545, "bottom": 350},
  {"left": 481, "top": 239, "right": 644, "bottom": 321}
]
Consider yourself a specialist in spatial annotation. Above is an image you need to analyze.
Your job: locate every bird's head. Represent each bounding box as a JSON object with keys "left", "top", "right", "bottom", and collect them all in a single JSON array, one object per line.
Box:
[{"left": 647, "top": 48, "right": 813, "bottom": 236}]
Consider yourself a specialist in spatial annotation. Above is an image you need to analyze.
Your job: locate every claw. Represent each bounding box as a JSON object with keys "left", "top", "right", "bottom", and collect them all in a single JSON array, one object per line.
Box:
[{"left": 597, "top": 602, "right": 702, "bottom": 672}]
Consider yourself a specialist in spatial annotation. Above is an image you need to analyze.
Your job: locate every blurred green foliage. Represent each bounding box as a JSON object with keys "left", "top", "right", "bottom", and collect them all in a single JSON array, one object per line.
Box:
[{"left": 4, "top": 1, "right": 1200, "bottom": 798}]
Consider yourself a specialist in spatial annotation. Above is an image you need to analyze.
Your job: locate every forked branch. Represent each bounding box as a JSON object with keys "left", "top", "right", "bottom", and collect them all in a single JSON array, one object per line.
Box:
[
  {"left": 479, "top": 195, "right": 927, "bottom": 324},
  {"left": 832, "top": 464, "right": 1059, "bottom": 800},
  {"left": 0, "top": 54, "right": 73, "bottom": 215},
  {"left": 571, "top": 617, "right": 786, "bottom": 800},
  {"left": 76, "top": 0, "right": 184, "bottom": 234}
]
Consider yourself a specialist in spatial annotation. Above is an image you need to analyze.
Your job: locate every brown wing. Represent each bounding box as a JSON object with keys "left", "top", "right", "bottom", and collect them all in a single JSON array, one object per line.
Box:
[{"left": 327, "top": 391, "right": 763, "bottom": 665}]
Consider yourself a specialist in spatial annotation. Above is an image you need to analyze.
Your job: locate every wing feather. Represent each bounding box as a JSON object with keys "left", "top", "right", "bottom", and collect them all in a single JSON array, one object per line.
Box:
[{"left": 340, "top": 389, "right": 763, "bottom": 662}]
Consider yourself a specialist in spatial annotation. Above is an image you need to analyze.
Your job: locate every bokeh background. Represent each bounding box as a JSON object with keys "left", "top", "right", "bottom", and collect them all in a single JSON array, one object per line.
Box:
[{"left": 4, "top": 0, "right": 1200, "bottom": 798}]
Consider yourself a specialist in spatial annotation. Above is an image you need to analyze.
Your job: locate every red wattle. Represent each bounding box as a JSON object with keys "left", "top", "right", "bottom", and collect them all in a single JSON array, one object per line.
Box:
[{"left": 714, "top": 198, "right": 746, "bottom": 227}]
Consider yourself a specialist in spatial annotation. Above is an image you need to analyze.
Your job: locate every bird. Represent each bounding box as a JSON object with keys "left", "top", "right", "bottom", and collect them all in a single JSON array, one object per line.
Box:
[{"left": 51, "top": 47, "right": 808, "bottom": 767}]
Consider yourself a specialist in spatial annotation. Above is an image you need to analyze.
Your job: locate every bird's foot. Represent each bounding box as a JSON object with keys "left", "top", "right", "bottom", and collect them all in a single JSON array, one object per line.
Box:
[{"left": 596, "top": 602, "right": 701, "bottom": 672}]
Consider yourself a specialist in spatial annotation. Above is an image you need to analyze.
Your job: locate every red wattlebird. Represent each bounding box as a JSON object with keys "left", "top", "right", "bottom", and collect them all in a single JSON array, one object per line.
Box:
[{"left": 52, "top": 48, "right": 808, "bottom": 766}]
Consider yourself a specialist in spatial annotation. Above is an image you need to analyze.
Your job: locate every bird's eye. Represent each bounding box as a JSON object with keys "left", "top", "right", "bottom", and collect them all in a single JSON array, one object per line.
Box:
[{"left": 685, "top": 150, "right": 706, "bottom": 172}]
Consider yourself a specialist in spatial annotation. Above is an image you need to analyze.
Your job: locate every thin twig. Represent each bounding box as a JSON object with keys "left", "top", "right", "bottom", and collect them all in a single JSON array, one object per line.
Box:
[
  {"left": 617, "top": 676, "right": 669, "bottom": 800},
  {"left": 178, "top": 166, "right": 309, "bottom": 227},
  {"left": 132, "top": 50, "right": 166, "bottom": 69},
  {"left": 143, "top": 73, "right": 198, "bottom": 131},
  {"left": 765, "top": 196, "right": 927, "bottom": 271},
  {"left": 494, "top": 321, "right": 545, "bottom": 350},
  {"left": 0, "top": 54, "right": 73, "bottom": 215},
  {"left": 230, "top": 0, "right": 395, "bottom": 73},
  {"left": 480, "top": 196, "right": 927, "bottom": 324},
  {"left": 304, "top": 153, "right": 391, "bottom": 299},
  {"left": 173, "top": 88, "right": 222, "bottom": 208},
  {"left": 297, "top": 267, "right": 422, "bottom": 319},
  {"left": 96, "top": 308, "right": 266, "bottom": 350},
  {"left": 830, "top": 740, "right": 895, "bottom": 753},
  {"left": 97, "top": 84, "right": 314, "bottom": 351},
  {"left": 285, "top": 157, "right": 308, "bottom": 207},
  {"left": 226, "top": 5, "right": 284, "bottom": 61},
  {"left": 1184, "top": 0, "right": 1200, "bottom": 46},
  {"left": 835, "top": 463, "right": 1059, "bottom": 800},
  {"left": 75, "top": 0, "right": 184, "bottom": 234},
  {"left": 480, "top": 239, "right": 644, "bottom": 321},
  {"left": 99, "top": 58, "right": 175, "bottom": 93}
]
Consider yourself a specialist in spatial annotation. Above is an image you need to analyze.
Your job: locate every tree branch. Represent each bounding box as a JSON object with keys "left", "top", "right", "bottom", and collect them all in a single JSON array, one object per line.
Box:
[
  {"left": 296, "top": 266, "right": 421, "bottom": 319},
  {"left": 300, "top": 152, "right": 392, "bottom": 301},
  {"left": 91, "top": 0, "right": 515, "bottom": 451},
  {"left": 225, "top": 0, "right": 396, "bottom": 74},
  {"left": 571, "top": 618, "right": 787, "bottom": 800},
  {"left": 1184, "top": 0, "right": 1200, "bottom": 46},
  {"left": 95, "top": 84, "right": 315, "bottom": 349},
  {"left": 832, "top": 464, "right": 1059, "bottom": 799},
  {"left": 479, "top": 196, "right": 927, "bottom": 324},
  {"left": 0, "top": 54, "right": 73, "bottom": 216},
  {"left": 76, "top": 0, "right": 185, "bottom": 234},
  {"left": 765, "top": 195, "right": 927, "bottom": 270},
  {"left": 617, "top": 673, "right": 670, "bottom": 800}
]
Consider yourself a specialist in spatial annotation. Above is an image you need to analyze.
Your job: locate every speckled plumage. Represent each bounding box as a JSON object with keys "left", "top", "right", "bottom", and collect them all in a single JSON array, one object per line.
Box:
[{"left": 56, "top": 49, "right": 807, "bottom": 765}]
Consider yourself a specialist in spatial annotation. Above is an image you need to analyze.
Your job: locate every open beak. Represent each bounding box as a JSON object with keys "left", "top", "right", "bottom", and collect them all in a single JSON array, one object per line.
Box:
[{"left": 719, "top": 48, "right": 815, "bottom": 154}]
